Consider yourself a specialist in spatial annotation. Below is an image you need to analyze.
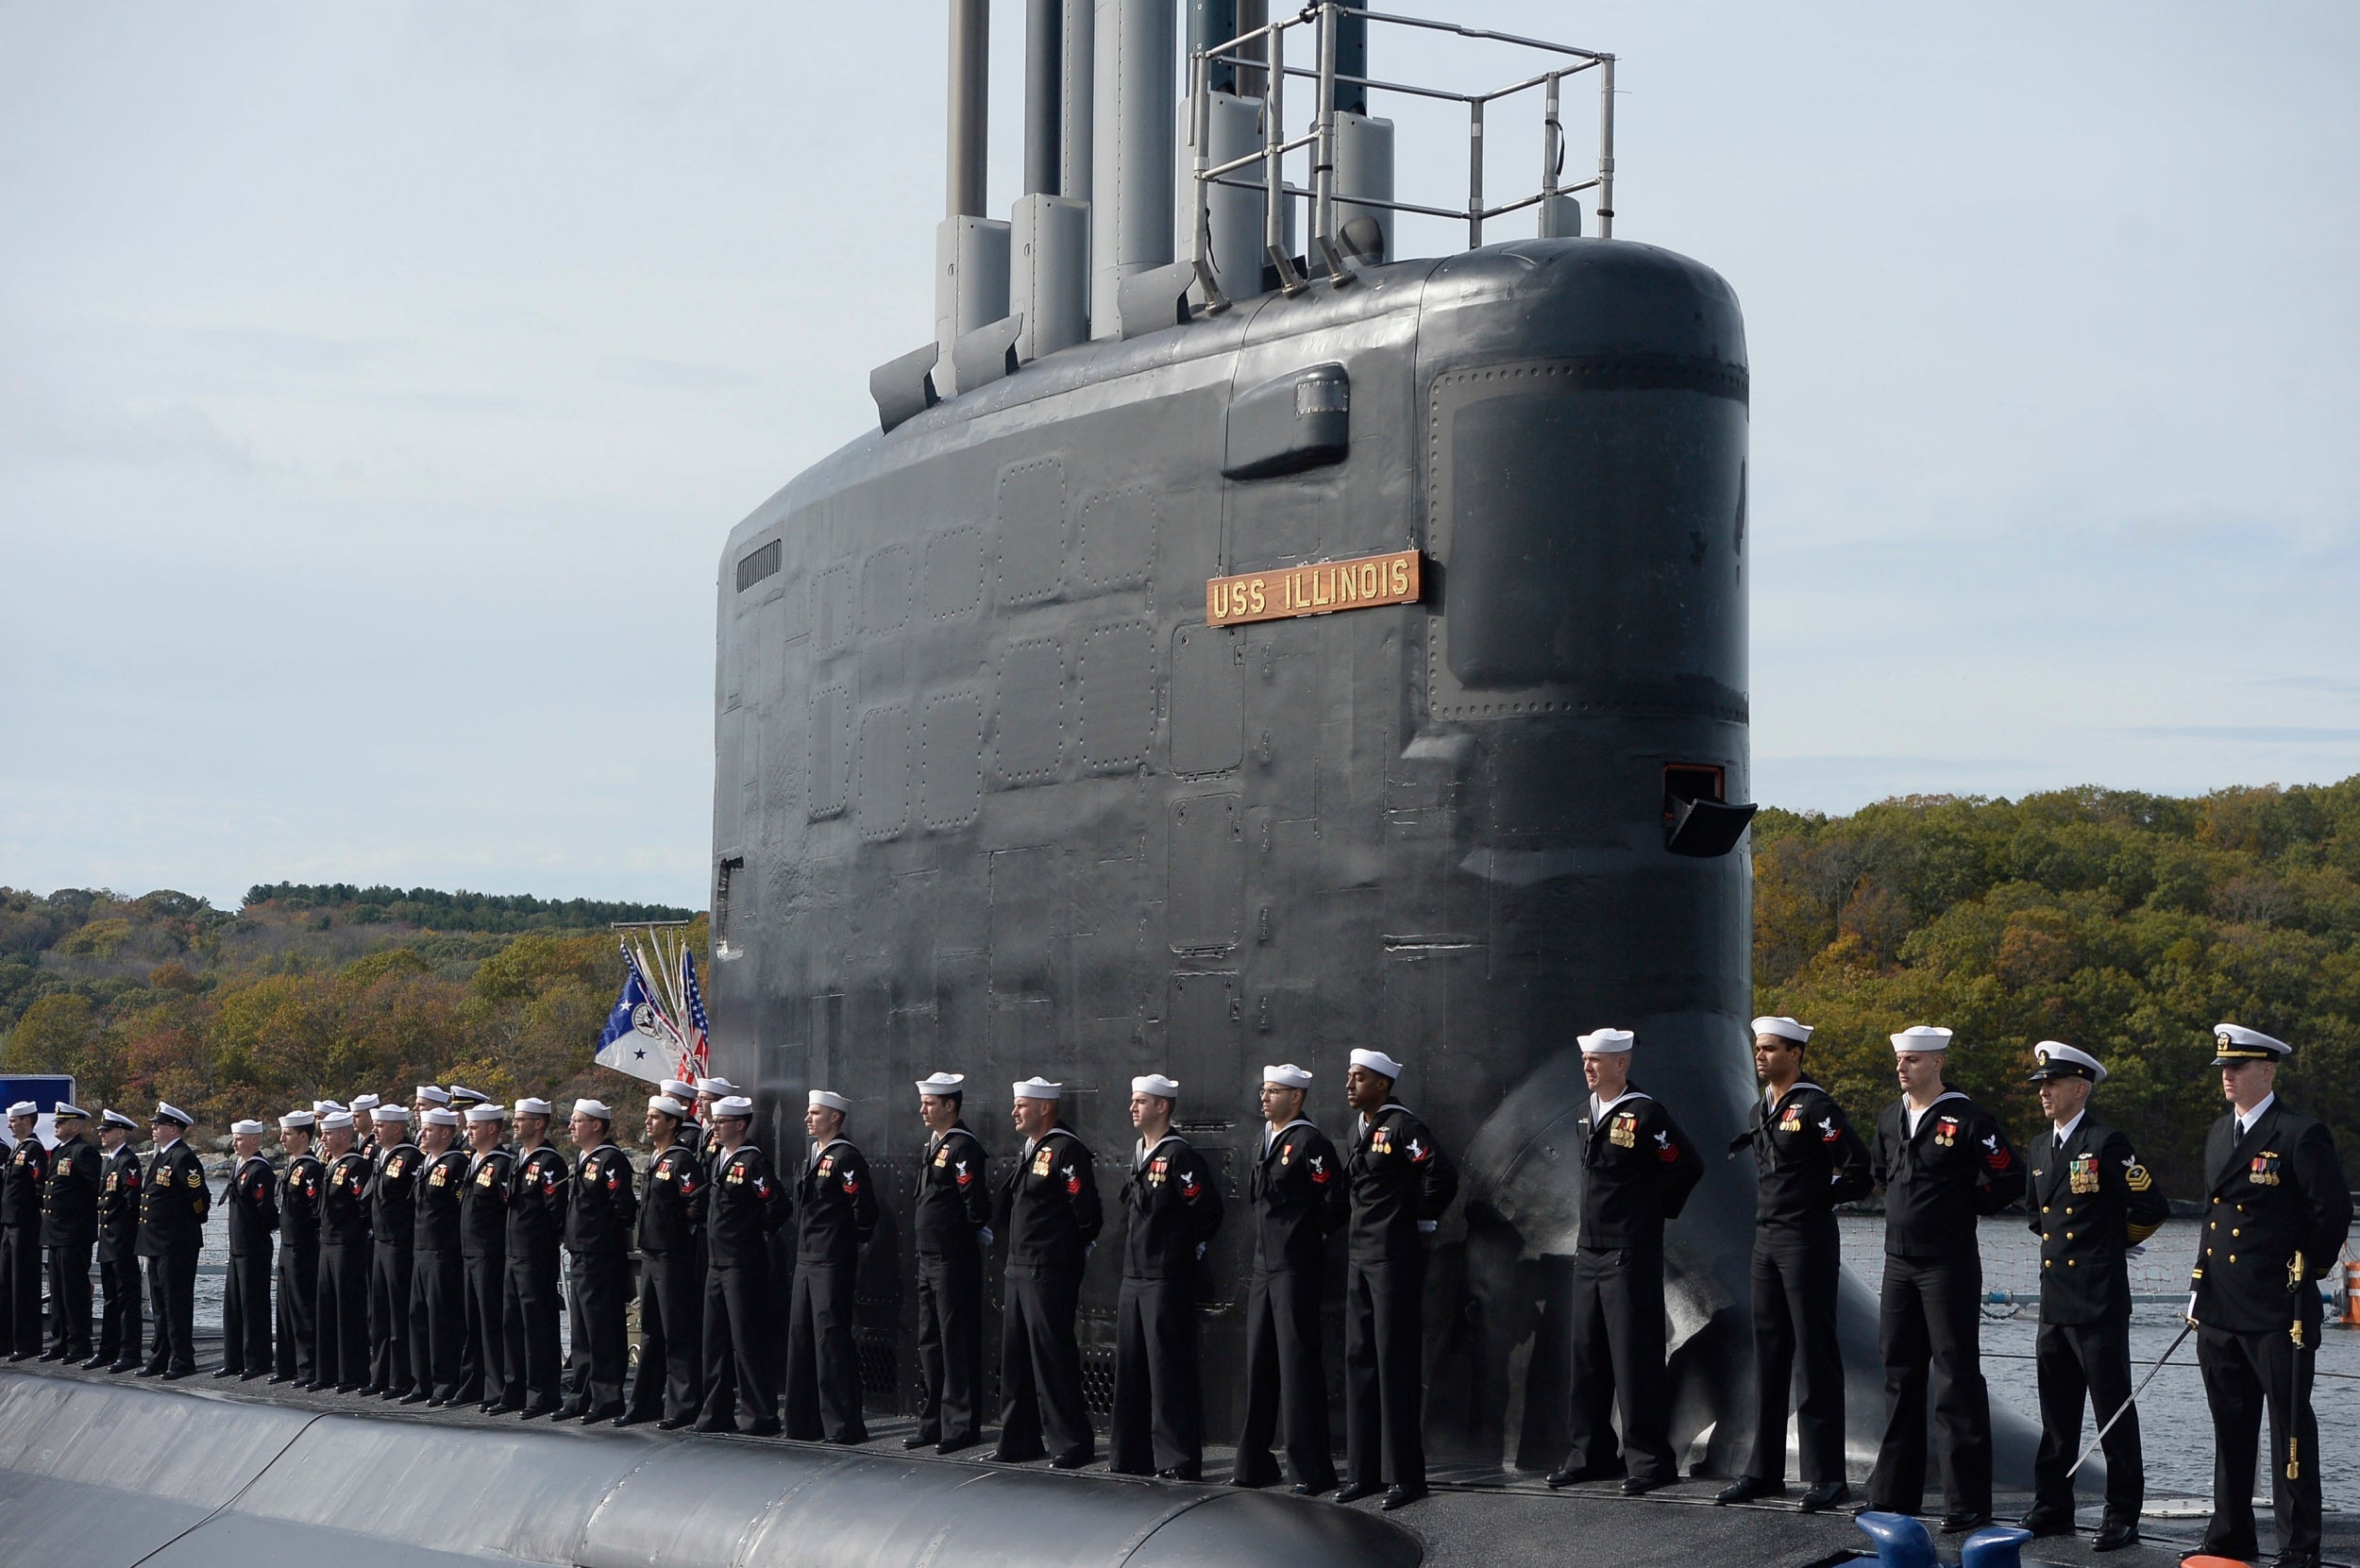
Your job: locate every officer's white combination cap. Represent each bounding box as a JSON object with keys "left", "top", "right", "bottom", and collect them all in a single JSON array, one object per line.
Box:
[
  {"left": 53, "top": 1102, "right": 87, "bottom": 1119},
  {"left": 229, "top": 1119, "right": 267, "bottom": 1137},
  {"left": 514, "top": 1097, "right": 553, "bottom": 1117},
  {"left": 808, "top": 1089, "right": 851, "bottom": 1113},
  {"left": 573, "top": 1098, "right": 613, "bottom": 1120},
  {"left": 1132, "top": 1074, "right": 1179, "bottom": 1099},
  {"left": 279, "top": 1110, "right": 316, "bottom": 1129},
  {"left": 1349, "top": 1049, "right": 1405, "bottom": 1080},
  {"left": 1892, "top": 1025, "right": 1954, "bottom": 1054},
  {"left": 714, "top": 1095, "right": 755, "bottom": 1118},
  {"left": 464, "top": 1103, "right": 507, "bottom": 1122},
  {"left": 350, "top": 1094, "right": 381, "bottom": 1111},
  {"left": 1262, "top": 1063, "right": 1313, "bottom": 1089},
  {"left": 1752, "top": 1016, "right": 1812, "bottom": 1043},
  {"left": 5, "top": 1101, "right": 36, "bottom": 1118},
  {"left": 421, "top": 1106, "right": 460, "bottom": 1127},
  {"left": 153, "top": 1102, "right": 193, "bottom": 1126},
  {"left": 2031, "top": 1040, "right": 2107, "bottom": 1084},
  {"left": 414, "top": 1085, "right": 451, "bottom": 1105},
  {"left": 695, "top": 1076, "right": 740, "bottom": 1095},
  {"left": 447, "top": 1085, "right": 488, "bottom": 1104},
  {"left": 2213, "top": 1022, "right": 2291, "bottom": 1063},
  {"left": 373, "top": 1104, "right": 411, "bottom": 1122},
  {"left": 321, "top": 1110, "right": 356, "bottom": 1130},
  {"left": 1577, "top": 1028, "right": 1634, "bottom": 1054},
  {"left": 649, "top": 1095, "right": 688, "bottom": 1119},
  {"left": 1012, "top": 1076, "right": 1063, "bottom": 1101},
  {"left": 915, "top": 1071, "right": 967, "bottom": 1095},
  {"left": 102, "top": 1109, "right": 139, "bottom": 1130}
]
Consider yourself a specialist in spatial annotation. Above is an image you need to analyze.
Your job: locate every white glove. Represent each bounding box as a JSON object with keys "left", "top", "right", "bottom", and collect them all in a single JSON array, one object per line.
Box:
[
  {"left": 1416, "top": 1220, "right": 1438, "bottom": 1235},
  {"left": 976, "top": 1226, "right": 993, "bottom": 1248},
  {"left": 1195, "top": 1242, "right": 1207, "bottom": 1261},
  {"left": 2184, "top": 1290, "right": 2199, "bottom": 1324},
  {"left": 2124, "top": 1244, "right": 2146, "bottom": 1259}
]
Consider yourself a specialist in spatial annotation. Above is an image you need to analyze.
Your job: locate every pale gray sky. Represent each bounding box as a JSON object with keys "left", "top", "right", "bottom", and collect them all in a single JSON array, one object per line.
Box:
[{"left": 4, "top": 3, "right": 2355, "bottom": 909}]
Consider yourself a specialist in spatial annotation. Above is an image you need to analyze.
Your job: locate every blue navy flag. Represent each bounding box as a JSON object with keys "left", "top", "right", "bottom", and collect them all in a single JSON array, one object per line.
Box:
[{"left": 595, "top": 946, "right": 680, "bottom": 1085}]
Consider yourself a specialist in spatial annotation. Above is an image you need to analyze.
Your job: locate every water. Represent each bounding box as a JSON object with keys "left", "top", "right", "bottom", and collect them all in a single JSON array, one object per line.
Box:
[{"left": 1841, "top": 1214, "right": 2360, "bottom": 1511}]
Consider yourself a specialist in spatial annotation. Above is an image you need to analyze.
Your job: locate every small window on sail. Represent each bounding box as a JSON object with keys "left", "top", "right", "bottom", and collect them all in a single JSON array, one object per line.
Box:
[
  {"left": 1661, "top": 764, "right": 1726, "bottom": 826},
  {"left": 736, "top": 540, "right": 783, "bottom": 593}
]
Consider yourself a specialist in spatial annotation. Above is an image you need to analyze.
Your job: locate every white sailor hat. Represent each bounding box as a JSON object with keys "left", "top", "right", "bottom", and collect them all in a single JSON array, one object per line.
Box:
[
  {"left": 314, "top": 1100, "right": 342, "bottom": 1115},
  {"left": 1891, "top": 1025, "right": 1954, "bottom": 1054},
  {"left": 152, "top": 1102, "right": 193, "bottom": 1127},
  {"left": 1577, "top": 1028, "right": 1635, "bottom": 1055},
  {"left": 447, "top": 1085, "right": 488, "bottom": 1106},
  {"left": 279, "top": 1110, "right": 316, "bottom": 1130},
  {"left": 695, "top": 1076, "right": 740, "bottom": 1096},
  {"left": 421, "top": 1106, "right": 461, "bottom": 1127},
  {"left": 514, "top": 1096, "right": 553, "bottom": 1117},
  {"left": 464, "top": 1103, "right": 508, "bottom": 1123},
  {"left": 1752, "top": 1016, "right": 1813, "bottom": 1044},
  {"left": 2212, "top": 1022, "right": 2291, "bottom": 1066},
  {"left": 649, "top": 1095, "right": 689, "bottom": 1119},
  {"left": 1131, "top": 1074, "right": 1180, "bottom": 1099},
  {"left": 915, "top": 1072, "right": 967, "bottom": 1096},
  {"left": 2028, "top": 1040, "right": 2107, "bottom": 1085},
  {"left": 1012, "top": 1076, "right": 1063, "bottom": 1101},
  {"left": 1349, "top": 1049, "right": 1405, "bottom": 1081},
  {"left": 229, "top": 1119, "right": 267, "bottom": 1137},
  {"left": 808, "top": 1089, "right": 851, "bottom": 1113},
  {"left": 373, "top": 1104, "right": 411, "bottom": 1123},
  {"left": 1261, "top": 1063, "right": 1314, "bottom": 1089},
  {"left": 101, "top": 1109, "right": 139, "bottom": 1131},
  {"left": 321, "top": 1110, "right": 357, "bottom": 1131},
  {"left": 573, "top": 1098, "right": 613, "bottom": 1121},
  {"left": 714, "top": 1095, "right": 755, "bottom": 1119},
  {"left": 5, "top": 1101, "right": 36, "bottom": 1119},
  {"left": 660, "top": 1078, "right": 697, "bottom": 1102},
  {"left": 350, "top": 1094, "right": 381, "bottom": 1112},
  {"left": 414, "top": 1085, "right": 451, "bottom": 1105},
  {"left": 52, "top": 1102, "right": 87, "bottom": 1120}
]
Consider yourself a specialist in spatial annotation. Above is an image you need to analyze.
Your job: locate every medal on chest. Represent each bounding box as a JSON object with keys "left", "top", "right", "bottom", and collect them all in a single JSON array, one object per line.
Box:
[
  {"left": 1148, "top": 1154, "right": 1170, "bottom": 1187},
  {"left": 2250, "top": 1151, "right": 2281, "bottom": 1187},
  {"left": 429, "top": 1163, "right": 448, "bottom": 1189},
  {"left": 1610, "top": 1111, "right": 1639, "bottom": 1149},
  {"left": 1370, "top": 1126, "right": 1394, "bottom": 1156},
  {"left": 1032, "top": 1147, "right": 1054, "bottom": 1177},
  {"left": 2068, "top": 1152, "right": 2099, "bottom": 1195},
  {"left": 1934, "top": 1115, "right": 1960, "bottom": 1148}
]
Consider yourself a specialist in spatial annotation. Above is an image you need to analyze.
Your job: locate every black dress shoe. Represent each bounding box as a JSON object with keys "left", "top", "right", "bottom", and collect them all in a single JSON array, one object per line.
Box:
[
  {"left": 1939, "top": 1511, "right": 1993, "bottom": 1534},
  {"left": 212, "top": 1366, "right": 240, "bottom": 1378},
  {"left": 583, "top": 1405, "right": 625, "bottom": 1425},
  {"left": 988, "top": 1446, "right": 1044, "bottom": 1464},
  {"left": 2269, "top": 1554, "right": 2322, "bottom": 1568},
  {"left": 823, "top": 1431, "right": 869, "bottom": 1446},
  {"left": 1544, "top": 1463, "right": 1623, "bottom": 1490},
  {"left": 266, "top": 1374, "right": 295, "bottom": 1385},
  {"left": 658, "top": 1416, "right": 693, "bottom": 1431},
  {"left": 519, "top": 1403, "right": 560, "bottom": 1421},
  {"left": 1290, "top": 1481, "right": 1336, "bottom": 1497},
  {"left": 2091, "top": 1521, "right": 2139, "bottom": 1553},
  {"left": 160, "top": 1369, "right": 191, "bottom": 1381},
  {"left": 240, "top": 1370, "right": 265, "bottom": 1381},
  {"left": 1050, "top": 1450, "right": 1092, "bottom": 1470},
  {"left": 136, "top": 1366, "right": 165, "bottom": 1377},
  {"left": 744, "top": 1420, "right": 784, "bottom": 1437},
  {"left": 1623, "top": 1475, "right": 1667, "bottom": 1496},
  {"left": 36, "top": 1347, "right": 67, "bottom": 1362},
  {"left": 1332, "top": 1482, "right": 1384, "bottom": 1504},
  {"left": 397, "top": 1389, "right": 430, "bottom": 1405},
  {"left": 2016, "top": 1507, "right": 2074, "bottom": 1538},
  {"left": 1798, "top": 1480, "right": 1851, "bottom": 1513},
  {"left": 335, "top": 1383, "right": 364, "bottom": 1394},
  {"left": 1381, "top": 1485, "right": 1427, "bottom": 1510},
  {"left": 426, "top": 1396, "right": 451, "bottom": 1408},
  {"left": 1715, "top": 1476, "right": 1786, "bottom": 1505},
  {"left": 903, "top": 1434, "right": 936, "bottom": 1449},
  {"left": 108, "top": 1361, "right": 141, "bottom": 1374},
  {"left": 9, "top": 1350, "right": 33, "bottom": 1361},
  {"left": 613, "top": 1412, "right": 645, "bottom": 1427},
  {"left": 1155, "top": 1466, "right": 1200, "bottom": 1482},
  {"left": 78, "top": 1356, "right": 109, "bottom": 1371},
  {"left": 693, "top": 1420, "right": 739, "bottom": 1436},
  {"left": 936, "top": 1434, "right": 981, "bottom": 1455}
]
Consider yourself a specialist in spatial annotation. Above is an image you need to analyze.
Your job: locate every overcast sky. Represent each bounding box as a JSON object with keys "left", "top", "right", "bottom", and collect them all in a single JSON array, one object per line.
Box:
[{"left": 4, "top": 2, "right": 2355, "bottom": 911}]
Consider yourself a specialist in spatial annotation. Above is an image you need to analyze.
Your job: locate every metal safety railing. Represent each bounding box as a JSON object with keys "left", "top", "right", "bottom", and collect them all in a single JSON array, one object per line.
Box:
[{"left": 1186, "top": 3, "right": 1615, "bottom": 304}]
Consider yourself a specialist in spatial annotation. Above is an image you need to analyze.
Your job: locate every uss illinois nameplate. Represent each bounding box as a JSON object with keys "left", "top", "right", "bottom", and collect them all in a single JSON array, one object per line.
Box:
[{"left": 1205, "top": 548, "right": 1422, "bottom": 628}]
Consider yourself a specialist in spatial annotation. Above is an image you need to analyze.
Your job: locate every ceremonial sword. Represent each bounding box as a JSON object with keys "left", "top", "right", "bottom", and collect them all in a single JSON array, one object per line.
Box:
[{"left": 2065, "top": 1316, "right": 2196, "bottom": 1479}]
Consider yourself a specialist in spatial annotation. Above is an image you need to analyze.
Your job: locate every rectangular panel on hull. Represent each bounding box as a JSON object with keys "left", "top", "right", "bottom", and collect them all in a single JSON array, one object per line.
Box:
[
  {"left": 1164, "top": 971, "right": 1239, "bottom": 1123},
  {"left": 1168, "top": 623, "right": 1243, "bottom": 776},
  {"left": 1167, "top": 794, "right": 1242, "bottom": 953}
]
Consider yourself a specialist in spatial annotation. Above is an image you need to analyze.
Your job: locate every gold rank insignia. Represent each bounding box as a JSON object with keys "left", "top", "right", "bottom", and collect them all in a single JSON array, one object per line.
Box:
[
  {"left": 185, "top": 1168, "right": 204, "bottom": 1189},
  {"left": 2125, "top": 1159, "right": 2153, "bottom": 1192},
  {"left": 1610, "top": 1112, "right": 1639, "bottom": 1148}
]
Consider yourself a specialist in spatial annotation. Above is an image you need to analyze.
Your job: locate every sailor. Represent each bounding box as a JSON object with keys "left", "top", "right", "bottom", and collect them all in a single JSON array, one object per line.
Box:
[
  {"left": 989, "top": 1076, "right": 1103, "bottom": 1470},
  {"left": 351, "top": 1093, "right": 383, "bottom": 1159},
  {"left": 1716, "top": 1017, "right": 1873, "bottom": 1511},
  {"left": 1864, "top": 1025, "right": 2026, "bottom": 1532},
  {"left": 414, "top": 1083, "right": 453, "bottom": 1122},
  {"left": 693, "top": 1076, "right": 742, "bottom": 1170},
  {"left": 1110, "top": 1073, "right": 1223, "bottom": 1480},
  {"left": 698, "top": 1094, "right": 787, "bottom": 1436},
  {"left": 619, "top": 1092, "right": 704, "bottom": 1429},
  {"left": 89, "top": 1109, "right": 143, "bottom": 1372},
  {"left": 500, "top": 1097, "right": 568, "bottom": 1418},
  {"left": 364, "top": 1103, "right": 421, "bottom": 1397},
  {"left": 447, "top": 1085, "right": 490, "bottom": 1113},
  {"left": 2015, "top": 1041, "right": 2169, "bottom": 1551},
  {"left": 271, "top": 1110, "right": 323, "bottom": 1386},
  {"left": 311, "top": 1110, "right": 372, "bottom": 1391},
  {"left": 216, "top": 1118, "right": 278, "bottom": 1379},
  {"left": 456, "top": 1102, "right": 512, "bottom": 1409},
  {"left": 408, "top": 1104, "right": 469, "bottom": 1404},
  {"left": 909, "top": 1071, "right": 990, "bottom": 1453},
  {"left": 1545, "top": 1027, "right": 1705, "bottom": 1495},
  {"left": 1, "top": 1100, "right": 49, "bottom": 1358},
  {"left": 787, "top": 1088, "right": 876, "bottom": 1443},
  {"left": 1336, "top": 1049, "right": 1458, "bottom": 1510},
  {"left": 2188, "top": 1024, "right": 2352, "bottom": 1568},
  {"left": 136, "top": 1102, "right": 209, "bottom": 1379},
  {"left": 1231, "top": 1063, "right": 1347, "bottom": 1495},
  {"left": 39, "top": 1103, "right": 101, "bottom": 1365},
  {"left": 561, "top": 1097, "right": 636, "bottom": 1423}
]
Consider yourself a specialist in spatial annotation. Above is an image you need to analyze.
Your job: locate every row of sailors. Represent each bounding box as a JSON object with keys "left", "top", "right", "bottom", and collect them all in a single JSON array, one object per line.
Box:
[{"left": 2, "top": 1020, "right": 2345, "bottom": 1556}]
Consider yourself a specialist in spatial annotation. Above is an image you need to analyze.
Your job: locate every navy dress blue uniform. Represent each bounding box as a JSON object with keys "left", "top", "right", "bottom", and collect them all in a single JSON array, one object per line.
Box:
[
  {"left": 911, "top": 1121, "right": 990, "bottom": 1450},
  {"left": 992, "top": 1123, "right": 1104, "bottom": 1466},
  {"left": 1730, "top": 1078, "right": 1872, "bottom": 1492},
  {"left": 2187, "top": 1032, "right": 2352, "bottom": 1568},
  {"left": 1866, "top": 1089, "right": 2025, "bottom": 1521},
  {"left": 409, "top": 1147, "right": 469, "bottom": 1401},
  {"left": 1555, "top": 1084, "right": 1704, "bottom": 1490},
  {"left": 314, "top": 1148, "right": 373, "bottom": 1389},
  {"left": 700, "top": 1140, "right": 788, "bottom": 1432},
  {"left": 456, "top": 1143, "right": 511, "bottom": 1407},
  {"left": 2, "top": 1131, "right": 51, "bottom": 1357},
  {"left": 1111, "top": 1128, "right": 1224, "bottom": 1478},
  {"left": 501, "top": 1142, "right": 568, "bottom": 1414},
  {"left": 93, "top": 1136, "right": 143, "bottom": 1370},
  {"left": 219, "top": 1150, "right": 278, "bottom": 1375},
  {"left": 2022, "top": 1103, "right": 2168, "bottom": 1534},
  {"left": 563, "top": 1140, "right": 637, "bottom": 1418},
  {"left": 788, "top": 1136, "right": 877, "bottom": 1442},
  {"left": 274, "top": 1149, "right": 324, "bottom": 1382},
  {"left": 366, "top": 1138, "right": 422, "bottom": 1394},
  {"left": 40, "top": 1127, "right": 102, "bottom": 1361},
  {"left": 624, "top": 1137, "right": 705, "bottom": 1425},
  {"left": 137, "top": 1130, "right": 210, "bottom": 1377},
  {"left": 1342, "top": 1101, "right": 1458, "bottom": 1498},
  {"left": 1232, "top": 1117, "right": 1346, "bottom": 1492}
]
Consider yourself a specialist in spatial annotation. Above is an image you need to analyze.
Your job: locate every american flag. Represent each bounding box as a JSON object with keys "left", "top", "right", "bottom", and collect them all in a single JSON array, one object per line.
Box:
[{"left": 675, "top": 946, "right": 712, "bottom": 1082}]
